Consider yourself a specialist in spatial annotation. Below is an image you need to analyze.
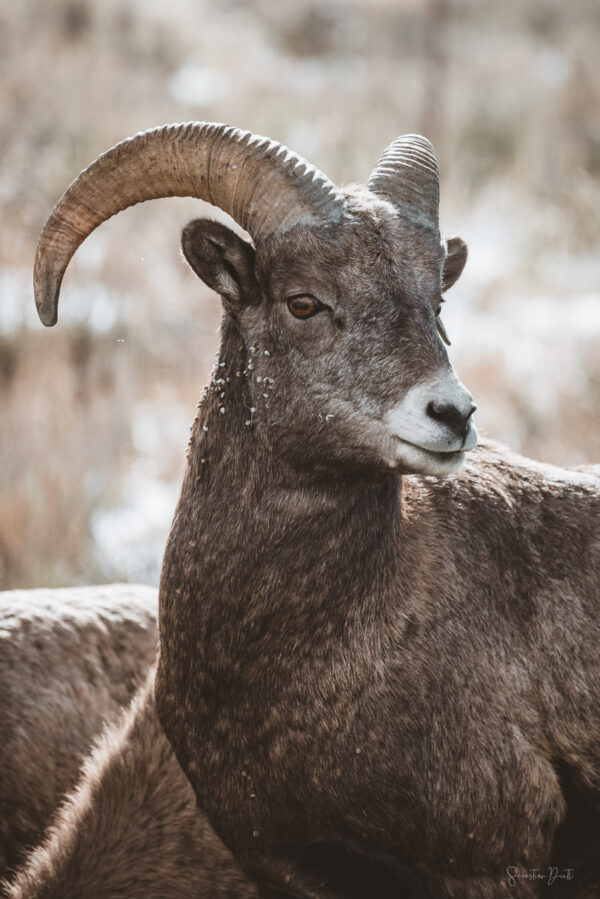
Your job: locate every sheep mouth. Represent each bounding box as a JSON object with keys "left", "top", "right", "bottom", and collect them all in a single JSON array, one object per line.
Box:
[{"left": 391, "top": 436, "right": 467, "bottom": 475}]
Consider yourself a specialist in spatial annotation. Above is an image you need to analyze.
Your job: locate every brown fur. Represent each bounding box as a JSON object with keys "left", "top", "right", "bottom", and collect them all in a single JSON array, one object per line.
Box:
[
  {"left": 4, "top": 670, "right": 256, "bottom": 899},
  {"left": 0, "top": 585, "right": 157, "bottom": 878},
  {"left": 154, "top": 195, "right": 600, "bottom": 898}
]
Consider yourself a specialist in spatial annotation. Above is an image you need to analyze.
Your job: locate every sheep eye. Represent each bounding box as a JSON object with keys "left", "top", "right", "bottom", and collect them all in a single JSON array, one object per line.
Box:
[{"left": 287, "top": 295, "right": 319, "bottom": 319}]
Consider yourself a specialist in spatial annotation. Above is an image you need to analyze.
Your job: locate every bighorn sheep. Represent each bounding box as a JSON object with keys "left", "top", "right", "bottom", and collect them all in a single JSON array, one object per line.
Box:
[
  {"left": 0, "top": 584, "right": 157, "bottom": 876},
  {"left": 34, "top": 123, "right": 600, "bottom": 898},
  {"left": 1, "top": 588, "right": 255, "bottom": 898}
]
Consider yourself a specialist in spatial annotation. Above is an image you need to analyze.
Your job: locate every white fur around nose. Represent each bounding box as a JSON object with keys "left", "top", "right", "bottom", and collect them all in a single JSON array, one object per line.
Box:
[{"left": 385, "top": 371, "right": 477, "bottom": 453}]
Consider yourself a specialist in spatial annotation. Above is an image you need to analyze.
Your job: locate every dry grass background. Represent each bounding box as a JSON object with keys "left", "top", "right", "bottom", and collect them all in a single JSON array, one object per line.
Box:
[{"left": 0, "top": 0, "right": 598, "bottom": 589}]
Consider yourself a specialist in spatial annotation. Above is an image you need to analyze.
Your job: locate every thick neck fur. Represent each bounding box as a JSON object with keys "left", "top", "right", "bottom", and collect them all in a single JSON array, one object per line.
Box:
[{"left": 159, "top": 314, "right": 401, "bottom": 693}]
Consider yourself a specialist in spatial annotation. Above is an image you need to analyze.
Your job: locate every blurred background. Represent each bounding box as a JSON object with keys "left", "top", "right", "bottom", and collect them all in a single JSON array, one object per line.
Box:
[{"left": 1, "top": 0, "right": 598, "bottom": 589}]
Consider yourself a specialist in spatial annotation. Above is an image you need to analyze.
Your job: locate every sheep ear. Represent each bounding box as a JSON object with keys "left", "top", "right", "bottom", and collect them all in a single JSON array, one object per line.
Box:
[
  {"left": 442, "top": 237, "right": 468, "bottom": 292},
  {"left": 181, "top": 219, "right": 258, "bottom": 309}
]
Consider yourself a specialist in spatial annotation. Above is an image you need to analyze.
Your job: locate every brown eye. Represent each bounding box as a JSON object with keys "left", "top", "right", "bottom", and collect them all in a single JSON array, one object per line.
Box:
[{"left": 287, "top": 295, "right": 319, "bottom": 319}]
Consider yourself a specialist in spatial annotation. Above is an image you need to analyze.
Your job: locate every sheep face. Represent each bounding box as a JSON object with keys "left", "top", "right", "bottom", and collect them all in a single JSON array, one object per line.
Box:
[{"left": 182, "top": 188, "right": 476, "bottom": 478}]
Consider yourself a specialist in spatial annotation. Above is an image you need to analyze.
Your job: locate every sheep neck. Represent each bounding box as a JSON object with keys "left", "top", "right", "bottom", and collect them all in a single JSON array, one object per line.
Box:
[{"left": 159, "top": 315, "right": 402, "bottom": 690}]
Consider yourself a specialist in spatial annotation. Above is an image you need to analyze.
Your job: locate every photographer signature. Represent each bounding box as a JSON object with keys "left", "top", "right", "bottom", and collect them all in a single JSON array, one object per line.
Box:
[{"left": 506, "top": 867, "right": 574, "bottom": 888}]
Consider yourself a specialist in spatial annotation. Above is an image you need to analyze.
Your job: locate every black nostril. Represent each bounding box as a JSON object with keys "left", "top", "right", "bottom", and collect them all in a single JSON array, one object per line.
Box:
[{"left": 426, "top": 401, "right": 475, "bottom": 439}]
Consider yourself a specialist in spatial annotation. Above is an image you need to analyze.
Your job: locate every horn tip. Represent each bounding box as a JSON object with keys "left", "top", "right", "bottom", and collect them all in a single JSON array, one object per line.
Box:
[
  {"left": 34, "top": 275, "right": 60, "bottom": 326},
  {"left": 34, "top": 243, "right": 62, "bottom": 325},
  {"left": 37, "top": 303, "right": 58, "bottom": 327}
]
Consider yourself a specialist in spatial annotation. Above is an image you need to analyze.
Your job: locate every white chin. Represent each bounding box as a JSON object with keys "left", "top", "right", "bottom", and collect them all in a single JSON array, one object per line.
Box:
[{"left": 391, "top": 438, "right": 467, "bottom": 476}]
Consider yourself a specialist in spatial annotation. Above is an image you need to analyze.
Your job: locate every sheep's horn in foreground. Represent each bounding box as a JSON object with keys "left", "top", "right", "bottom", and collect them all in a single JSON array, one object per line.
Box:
[{"left": 33, "top": 122, "right": 344, "bottom": 326}]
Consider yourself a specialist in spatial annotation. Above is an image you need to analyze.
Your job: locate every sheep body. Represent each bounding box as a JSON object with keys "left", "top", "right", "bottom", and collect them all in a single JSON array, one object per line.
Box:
[
  {"left": 1, "top": 585, "right": 256, "bottom": 898},
  {"left": 158, "top": 351, "right": 600, "bottom": 898},
  {"left": 4, "top": 669, "right": 256, "bottom": 899},
  {"left": 0, "top": 584, "right": 157, "bottom": 876}
]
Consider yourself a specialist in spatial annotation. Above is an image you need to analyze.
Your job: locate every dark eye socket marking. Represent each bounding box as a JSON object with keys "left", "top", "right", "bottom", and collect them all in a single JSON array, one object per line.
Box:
[{"left": 287, "top": 294, "right": 323, "bottom": 320}]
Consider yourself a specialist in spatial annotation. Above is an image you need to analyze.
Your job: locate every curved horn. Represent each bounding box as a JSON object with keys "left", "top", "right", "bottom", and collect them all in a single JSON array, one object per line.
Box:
[
  {"left": 367, "top": 134, "right": 440, "bottom": 234},
  {"left": 34, "top": 122, "right": 343, "bottom": 326}
]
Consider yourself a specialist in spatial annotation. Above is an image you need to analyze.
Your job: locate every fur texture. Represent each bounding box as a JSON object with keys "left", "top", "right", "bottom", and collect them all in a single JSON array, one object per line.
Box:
[
  {"left": 4, "top": 670, "right": 256, "bottom": 899},
  {"left": 155, "top": 194, "right": 600, "bottom": 898},
  {"left": 0, "top": 584, "right": 157, "bottom": 878}
]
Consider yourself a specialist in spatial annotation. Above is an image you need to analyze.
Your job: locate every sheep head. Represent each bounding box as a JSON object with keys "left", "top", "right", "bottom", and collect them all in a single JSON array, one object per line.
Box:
[{"left": 34, "top": 122, "right": 476, "bottom": 477}]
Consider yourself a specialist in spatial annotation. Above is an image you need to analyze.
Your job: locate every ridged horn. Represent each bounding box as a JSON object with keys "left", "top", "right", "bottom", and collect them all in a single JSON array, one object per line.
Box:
[
  {"left": 367, "top": 134, "right": 440, "bottom": 234},
  {"left": 34, "top": 122, "right": 344, "bottom": 326}
]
